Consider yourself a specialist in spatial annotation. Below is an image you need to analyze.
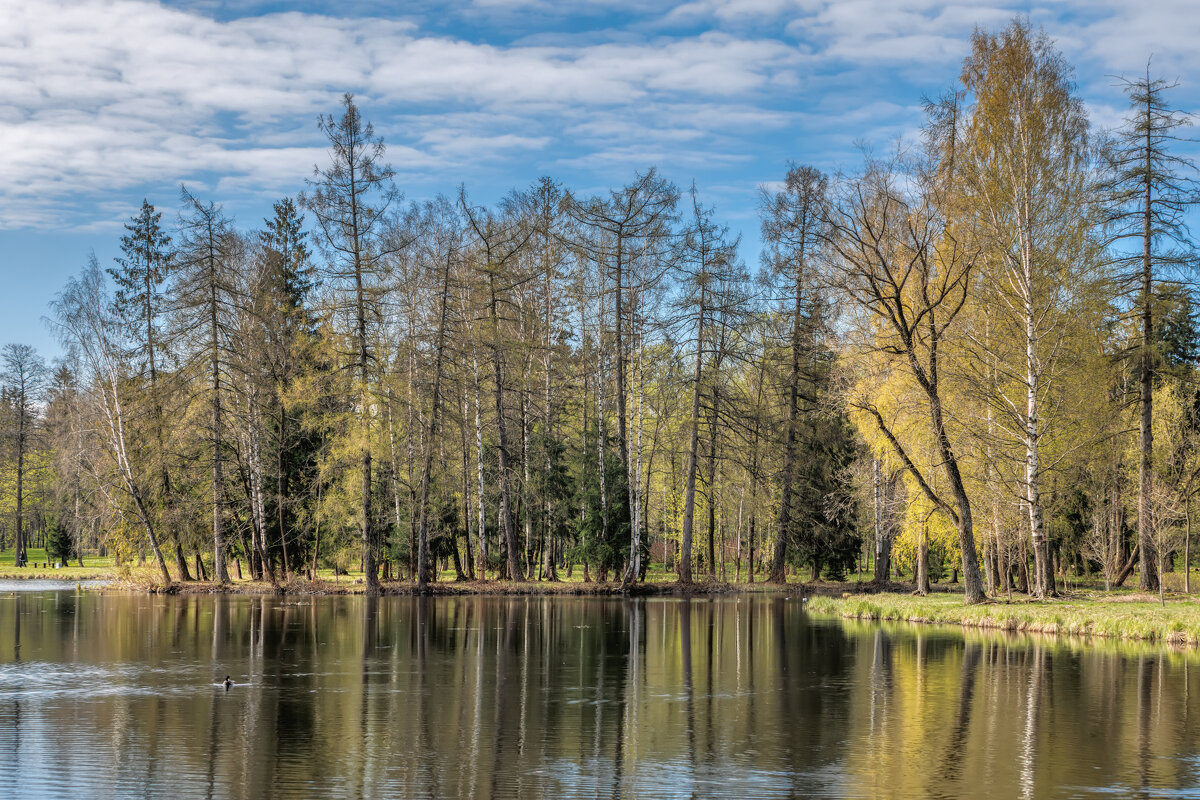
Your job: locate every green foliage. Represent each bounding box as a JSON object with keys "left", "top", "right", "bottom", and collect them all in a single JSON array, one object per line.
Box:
[
  {"left": 571, "top": 449, "right": 630, "bottom": 577},
  {"left": 45, "top": 518, "right": 73, "bottom": 566},
  {"left": 787, "top": 410, "right": 862, "bottom": 579}
]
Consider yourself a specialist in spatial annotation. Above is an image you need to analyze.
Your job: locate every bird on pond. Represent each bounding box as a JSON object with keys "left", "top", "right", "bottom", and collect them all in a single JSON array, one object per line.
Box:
[{"left": 223, "top": 675, "right": 233, "bottom": 690}]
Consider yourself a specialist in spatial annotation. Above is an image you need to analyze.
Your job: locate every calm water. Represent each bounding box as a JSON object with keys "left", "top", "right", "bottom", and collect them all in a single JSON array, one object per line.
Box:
[{"left": 1, "top": 591, "right": 1199, "bottom": 799}]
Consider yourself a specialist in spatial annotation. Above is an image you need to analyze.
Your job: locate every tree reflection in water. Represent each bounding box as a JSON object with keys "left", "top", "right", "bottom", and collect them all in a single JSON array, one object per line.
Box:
[{"left": 1, "top": 593, "right": 1200, "bottom": 798}]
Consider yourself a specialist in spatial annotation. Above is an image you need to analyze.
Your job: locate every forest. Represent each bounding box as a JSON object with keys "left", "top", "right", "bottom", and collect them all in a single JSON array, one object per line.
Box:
[{"left": 3, "top": 18, "right": 1197, "bottom": 602}]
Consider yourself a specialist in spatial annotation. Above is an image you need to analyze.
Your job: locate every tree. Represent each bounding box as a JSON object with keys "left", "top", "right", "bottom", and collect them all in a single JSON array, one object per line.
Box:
[
  {"left": 674, "top": 187, "right": 743, "bottom": 584},
  {"left": 956, "top": 18, "right": 1098, "bottom": 597},
  {"left": 461, "top": 188, "right": 533, "bottom": 582},
  {"left": 50, "top": 259, "right": 173, "bottom": 583},
  {"left": 108, "top": 199, "right": 189, "bottom": 579},
  {"left": 43, "top": 363, "right": 89, "bottom": 568},
  {"left": 759, "top": 164, "right": 829, "bottom": 583},
  {"left": 176, "top": 188, "right": 238, "bottom": 585},
  {"left": 830, "top": 155, "right": 988, "bottom": 604},
  {"left": 415, "top": 242, "right": 455, "bottom": 588},
  {"left": 45, "top": 516, "right": 73, "bottom": 566},
  {"left": 569, "top": 170, "right": 677, "bottom": 554},
  {"left": 1104, "top": 62, "right": 1199, "bottom": 592},
  {"left": 257, "top": 196, "right": 318, "bottom": 581},
  {"left": 301, "top": 94, "right": 398, "bottom": 595},
  {"left": 2, "top": 344, "right": 46, "bottom": 567}
]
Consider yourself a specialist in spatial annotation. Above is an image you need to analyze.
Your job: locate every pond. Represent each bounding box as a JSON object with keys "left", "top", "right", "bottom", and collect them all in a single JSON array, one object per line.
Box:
[{"left": 1, "top": 590, "right": 1198, "bottom": 799}]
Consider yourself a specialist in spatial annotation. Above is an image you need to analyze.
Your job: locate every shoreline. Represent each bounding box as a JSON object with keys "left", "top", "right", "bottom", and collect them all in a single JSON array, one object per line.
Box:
[
  {"left": 807, "top": 592, "right": 1200, "bottom": 645},
  {"left": 15, "top": 573, "right": 1200, "bottom": 647},
  {"left": 100, "top": 575, "right": 803, "bottom": 598}
]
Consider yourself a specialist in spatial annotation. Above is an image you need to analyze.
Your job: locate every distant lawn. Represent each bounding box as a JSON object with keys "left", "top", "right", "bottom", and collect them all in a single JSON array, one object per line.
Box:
[{"left": 0, "top": 547, "right": 115, "bottom": 579}]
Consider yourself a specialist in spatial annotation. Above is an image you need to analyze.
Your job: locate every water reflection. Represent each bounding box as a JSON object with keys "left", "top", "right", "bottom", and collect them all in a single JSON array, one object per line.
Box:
[{"left": 1, "top": 593, "right": 1200, "bottom": 798}]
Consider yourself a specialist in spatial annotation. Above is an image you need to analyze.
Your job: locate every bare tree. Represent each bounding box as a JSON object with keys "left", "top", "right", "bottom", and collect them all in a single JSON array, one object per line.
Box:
[
  {"left": 569, "top": 170, "right": 677, "bottom": 549},
  {"left": 461, "top": 189, "right": 533, "bottom": 582},
  {"left": 828, "top": 156, "right": 988, "bottom": 604},
  {"left": 673, "top": 186, "right": 744, "bottom": 584},
  {"left": 176, "top": 187, "right": 238, "bottom": 585}
]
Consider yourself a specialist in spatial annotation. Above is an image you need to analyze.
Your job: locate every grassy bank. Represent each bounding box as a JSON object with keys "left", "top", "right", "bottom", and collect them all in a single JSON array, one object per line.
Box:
[{"left": 807, "top": 591, "right": 1200, "bottom": 644}]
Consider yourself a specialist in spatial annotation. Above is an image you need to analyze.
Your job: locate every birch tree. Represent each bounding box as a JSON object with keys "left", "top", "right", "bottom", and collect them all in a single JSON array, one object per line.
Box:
[
  {"left": 51, "top": 260, "right": 172, "bottom": 583},
  {"left": 957, "top": 18, "right": 1097, "bottom": 597}
]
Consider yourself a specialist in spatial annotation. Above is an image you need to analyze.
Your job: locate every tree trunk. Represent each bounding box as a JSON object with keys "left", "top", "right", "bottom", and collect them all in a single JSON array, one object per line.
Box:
[
  {"left": 416, "top": 254, "right": 452, "bottom": 589},
  {"left": 1138, "top": 134, "right": 1158, "bottom": 591},
  {"left": 679, "top": 288, "right": 705, "bottom": 585},
  {"left": 916, "top": 523, "right": 930, "bottom": 595},
  {"left": 14, "top": 405, "right": 25, "bottom": 567},
  {"left": 277, "top": 404, "right": 289, "bottom": 581},
  {"left": 489, "top": 278, "right": 525, "bottom": 582},
  {"left": 471, "top": 342, "right": 488, "bottom": 578},
  {"left": 210, "top": 280, "right": 229, "bottom": 586},
  {"left": 461, "top": 391, "right": 476, "bottom": 580},
  {"left": 706, "top": 386, "right": 720, "bottom": 580},
  {"left": 1186, "top": 500, "right": 1192, "bottom": 594}
]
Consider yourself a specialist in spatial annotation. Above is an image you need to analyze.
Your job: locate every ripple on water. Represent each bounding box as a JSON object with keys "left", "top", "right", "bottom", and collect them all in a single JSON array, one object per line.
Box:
[
  {"left": 0, "top": 662, "right": 209, "bottom": 701},
  {"left": 0, "top": 579, "right": 109, "bottom": 592}
]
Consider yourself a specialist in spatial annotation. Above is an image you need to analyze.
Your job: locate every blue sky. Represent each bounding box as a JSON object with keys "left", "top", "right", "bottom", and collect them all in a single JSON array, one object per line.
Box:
[{"left": 3, "top": 0, "right": 1199, "bottom": 359}]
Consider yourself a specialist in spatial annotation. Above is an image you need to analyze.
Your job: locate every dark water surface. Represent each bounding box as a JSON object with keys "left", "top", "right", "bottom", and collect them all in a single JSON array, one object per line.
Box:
[{"left": 2, "top": 591, "right": 1199, "bottom": 799}]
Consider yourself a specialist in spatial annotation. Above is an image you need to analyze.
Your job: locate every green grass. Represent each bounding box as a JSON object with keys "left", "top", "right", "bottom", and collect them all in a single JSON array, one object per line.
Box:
[
  {"left": 0, "top": 548, "right": 115, "bottom": 580},
  {"left": 807, "top": 590, "right": 1200, "bottom": 644}
]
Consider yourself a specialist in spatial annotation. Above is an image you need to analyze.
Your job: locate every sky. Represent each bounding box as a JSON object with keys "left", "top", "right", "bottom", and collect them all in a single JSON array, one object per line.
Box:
[{"left": 3, "top": 0, "right": 1199, "bottom": 359}]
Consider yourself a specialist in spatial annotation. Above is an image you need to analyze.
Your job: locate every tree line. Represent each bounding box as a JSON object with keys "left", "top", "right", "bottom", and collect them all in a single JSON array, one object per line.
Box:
[{"left": 5, "top": 18, "right": 1197, "bottom": 601}]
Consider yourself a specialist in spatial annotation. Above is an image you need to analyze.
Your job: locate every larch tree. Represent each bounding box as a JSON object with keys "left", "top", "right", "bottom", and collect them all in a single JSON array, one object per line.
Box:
[
  {"left": 1104, "top": 62, "right": 1198, "bottom": 591},
  {"left": 674, "top": 188, "right": 742, "bottom": 584},
  {"left": 758, "top": 164, "right": 829, "bottom": 584},
  {"left": 461, "top": 188, "right": 534, "bottom": 582},
  {"left": 301, "top": 94, "right": 398, "bottom": 595},
  {"left": 176, "top": 187, "right": 238, "bottom": 585},
  {"left": 569, "top": 170, "right": 678, "bottom": 553}
]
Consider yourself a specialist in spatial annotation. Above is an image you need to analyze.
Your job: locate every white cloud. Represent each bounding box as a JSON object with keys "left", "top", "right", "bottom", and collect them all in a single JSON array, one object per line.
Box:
[
  {"left": 0, "top": 0, "right": 816, "bottom": 229},
  {"left": 2, "top": 0, "right": 1197, "bottom": 233}
]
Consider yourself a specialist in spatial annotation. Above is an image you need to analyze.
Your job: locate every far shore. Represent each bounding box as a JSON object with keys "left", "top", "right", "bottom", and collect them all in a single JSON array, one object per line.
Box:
[{"left": 12, "top": 556, "right": 1200, "bottom": 649}]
